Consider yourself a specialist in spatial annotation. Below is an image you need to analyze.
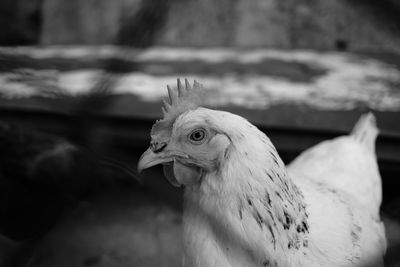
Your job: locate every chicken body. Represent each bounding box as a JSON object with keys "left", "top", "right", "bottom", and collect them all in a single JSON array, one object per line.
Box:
[
  {"left": 286, "top": 114, "right": 386, "bottom": 266},
  {"left": 178, "top": 111, "right": 385, "bottom": 267},
  {"left": 138, "top": 81, "right": 386, "bottom": 267}
]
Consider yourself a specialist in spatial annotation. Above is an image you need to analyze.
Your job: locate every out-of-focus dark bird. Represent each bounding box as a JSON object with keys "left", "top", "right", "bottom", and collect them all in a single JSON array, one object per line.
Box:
[
  {"left": 138, "top": 79, "right": 386, "bottom": 267},
  {"left": 0, "top": 120, "right": 182, "bottom": 267}
]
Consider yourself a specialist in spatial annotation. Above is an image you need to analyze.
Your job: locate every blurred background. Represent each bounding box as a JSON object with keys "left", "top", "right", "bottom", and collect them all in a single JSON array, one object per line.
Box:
[{"left": 0, "top": 0, "right": 400, "bottom": 266}]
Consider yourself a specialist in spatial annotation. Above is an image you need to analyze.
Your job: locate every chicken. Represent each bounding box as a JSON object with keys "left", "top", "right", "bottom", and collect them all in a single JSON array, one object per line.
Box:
[{"left": 138, "top": 79, "right": 386, "bottom": 267}]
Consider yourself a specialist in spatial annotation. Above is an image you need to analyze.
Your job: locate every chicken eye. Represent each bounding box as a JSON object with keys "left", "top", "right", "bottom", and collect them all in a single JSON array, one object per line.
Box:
[{"left": 188, "top": 129, "right": 207, "bottom": 144}]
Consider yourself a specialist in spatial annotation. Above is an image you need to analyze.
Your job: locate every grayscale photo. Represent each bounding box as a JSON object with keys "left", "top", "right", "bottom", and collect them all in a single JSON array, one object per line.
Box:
[{"left": 0, "top": 0, "right": 399, "bottom": 266}]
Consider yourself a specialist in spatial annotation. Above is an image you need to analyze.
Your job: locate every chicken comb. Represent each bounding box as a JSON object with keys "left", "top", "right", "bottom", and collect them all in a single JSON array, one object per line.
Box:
[{"left": 150, "top": 78, "right": 205, "bottom": 141}]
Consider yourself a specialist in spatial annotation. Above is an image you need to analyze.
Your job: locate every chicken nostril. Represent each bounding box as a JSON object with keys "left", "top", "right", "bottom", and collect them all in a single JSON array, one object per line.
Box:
[{"left": 151, "top": 142, "right": 167, "bottom": 153}]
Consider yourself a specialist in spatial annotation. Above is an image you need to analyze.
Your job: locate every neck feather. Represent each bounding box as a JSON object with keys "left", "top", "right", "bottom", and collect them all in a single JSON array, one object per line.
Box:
[{"left": 183, "top": 125, "right": 310, "bottom": 265}]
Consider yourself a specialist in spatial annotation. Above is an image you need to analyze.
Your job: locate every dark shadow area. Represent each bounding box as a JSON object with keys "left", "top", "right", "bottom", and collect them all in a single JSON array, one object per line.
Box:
[
  {"left": 335, "top": 39, "right": 349, "bottom": 51},
  {"left": 0, "top": 0, "right": 43, "bottom": 46},
  {"left": 116, "top": 0, "right": 172, "bottom": 47},
  {"left": 347, "top": 0, "right": 400, "bottom": 35},
  {"left": 0, "top": 117, "right": 182, "bottom": 267}
]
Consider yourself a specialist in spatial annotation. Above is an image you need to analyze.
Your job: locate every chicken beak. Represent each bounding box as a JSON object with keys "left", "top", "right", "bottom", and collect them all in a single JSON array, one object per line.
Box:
[
  {"left": 137, "top": 148, "right": 172, "bottom": 173},
  {"left": 138, "top": 147, "right": 201, "bottom": 187}
]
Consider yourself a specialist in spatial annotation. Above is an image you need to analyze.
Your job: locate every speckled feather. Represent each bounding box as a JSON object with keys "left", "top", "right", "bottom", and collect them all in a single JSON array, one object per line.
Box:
[{"left": 148, "top": 81, "right": 386, "bottom": 267}]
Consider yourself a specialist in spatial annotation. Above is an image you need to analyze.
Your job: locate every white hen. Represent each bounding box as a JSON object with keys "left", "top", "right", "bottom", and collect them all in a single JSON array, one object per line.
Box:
[{"left": 138, "top": 79, "right": 386, "bottom": 267}]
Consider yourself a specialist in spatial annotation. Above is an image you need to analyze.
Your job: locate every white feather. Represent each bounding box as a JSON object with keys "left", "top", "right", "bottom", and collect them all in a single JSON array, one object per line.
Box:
[{"left": 171, "top": 109, "right": 386, "bottom": 267}]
